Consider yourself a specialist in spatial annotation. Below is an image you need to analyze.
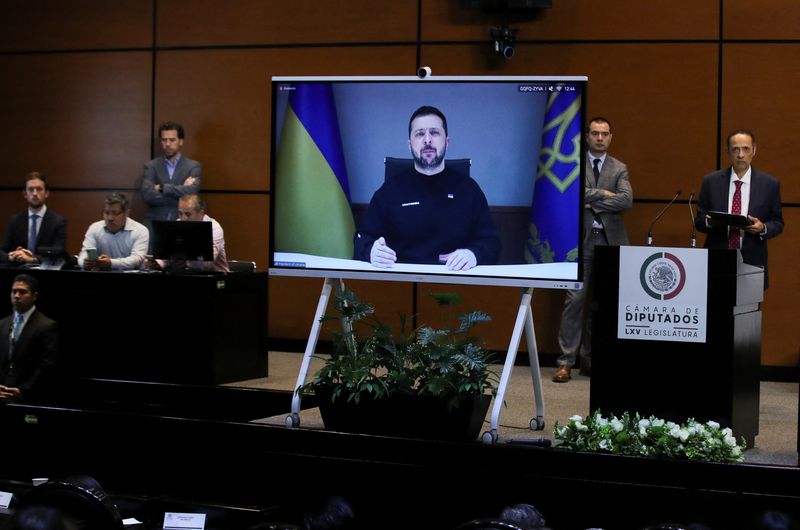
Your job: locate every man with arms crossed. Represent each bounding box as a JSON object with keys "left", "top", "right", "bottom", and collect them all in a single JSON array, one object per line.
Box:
[
  {"left": 140, "top": 121, "right": 201, "bottom": 223},
  {"left": 354, "top": 105, "right": 501, "bottom": 271},
  {"left": 695, "top": 130, "right": 783, "bottom": 288},
  {"left": 553, "top": 117, "right": 633, "bottom": 383}
]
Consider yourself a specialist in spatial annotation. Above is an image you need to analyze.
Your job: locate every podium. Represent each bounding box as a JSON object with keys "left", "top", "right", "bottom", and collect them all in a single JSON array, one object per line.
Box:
[{"left": 590, "top": 246, "right": 763, "bottom": 447}]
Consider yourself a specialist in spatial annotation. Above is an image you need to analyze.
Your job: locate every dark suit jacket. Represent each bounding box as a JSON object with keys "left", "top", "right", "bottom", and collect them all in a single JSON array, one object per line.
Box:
[
  {"left": 140, "top": 155, "right": 202, "bottom": 221},
  {"left": 1, "top": 209, "right": 68, "bottom": 256},
  {"left": 584, "top": 154, "right": 633, "bottom": 246},
  {"left": 0, "top": 309, "right": 59, "bottom": 400},
  {"left": 695, "top": 166, "right": 784, "bottom": 288}
]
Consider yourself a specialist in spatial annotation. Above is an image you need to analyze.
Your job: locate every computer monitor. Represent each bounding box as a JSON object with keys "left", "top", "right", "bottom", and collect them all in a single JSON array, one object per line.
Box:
[{"left": 151, "top": 220, "right": 213, "bottom": 262}]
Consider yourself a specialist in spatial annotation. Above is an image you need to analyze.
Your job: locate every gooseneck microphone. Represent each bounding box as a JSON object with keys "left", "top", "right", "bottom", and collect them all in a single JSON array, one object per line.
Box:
[
  {"left": 688, "top": 191, "right": 696, "bottom": 248},
  {"left": 646, "top": 189, "right": 682, "bottom": 246}
]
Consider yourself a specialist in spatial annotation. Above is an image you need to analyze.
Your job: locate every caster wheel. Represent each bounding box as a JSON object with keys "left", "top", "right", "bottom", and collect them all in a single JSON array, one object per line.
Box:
[
  {"left": 530, "top": 417, "right": 545, "bottom": 431},
  {"left": 481, "top": 430, "right": 498, "bottom": 445},
  {"left": 285, "top": 413, "right": 300, "bottom": 428}
]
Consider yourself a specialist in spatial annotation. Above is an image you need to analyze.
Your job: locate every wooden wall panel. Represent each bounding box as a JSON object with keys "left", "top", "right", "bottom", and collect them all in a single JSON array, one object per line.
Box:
[
  {"left": 761, "top": 208, "right": 799, "bottom": 366},
  {"left": 0, "top": 52, "right": 152, "bottom": 189},
  {"left": 721, "top": 44, "right": 800, "bottom": 203},
  {"left": 202, "top": 194, "right": 269, "bottom": 268},
  {"left": 153, "top": 47, "right": 418, "bottom": 192},
  {"left": 724, "top": 0, "right": 800, "bottom": 40},
  {"left": 157, "top": 0, "right": 418, "bottom": 47},
  {"left": 422, "top": 0, "right": 719, "bottom": 42},
  {"left": 0, "top": 0, "right": 152, "bottom": 51},
  {"left": 420, "top": 43, "right": 719, "bottom": 201},
  {"left": 267, "top": 277, "right": 414, "bottom": 342}
]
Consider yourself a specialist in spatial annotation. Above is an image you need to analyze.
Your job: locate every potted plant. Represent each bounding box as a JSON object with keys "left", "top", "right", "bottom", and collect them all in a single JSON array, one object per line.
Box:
[{"left": 299, "top": 288, "right": 499, "bottom": 442}]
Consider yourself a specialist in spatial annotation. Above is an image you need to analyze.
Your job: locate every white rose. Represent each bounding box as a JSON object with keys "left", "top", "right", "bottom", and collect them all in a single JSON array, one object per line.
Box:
[
  {"left": 611, "top": 419, "right": 624, "bottom": 432},
  {"left": 732, "top": 446, "right": 742, "bottom": 457},
  {"left": 599, "top": 439, "right": 610, "bottom": 450},
  {"left": 577, "top": 423, "right": 589, "bottom": 432},
  {"left": 707, "top": 420, "right": 720, "bottom": 429},
  {"left": 722, "top": 427, "right": 733, "bottom": 437},
  {"left": 724, "top": 435, "right": 736, "bottom": 447},
  {"left": 597, "top": 417, "right": 609, "bottom": 427},
  {"left": 638, "top": 419, "right": 650, "bottom": 429},
  {"left": 652, "top": 419, "right": 665, "bottom": 428},
  {"left": 570, "top": 415, "right": 583, "bottom": 422},
  {"left": 670, "top": 425, "right": 681, "bottom": 438},
  {"left": 679, "top": 429, "right": 690, "bottom": 442}
]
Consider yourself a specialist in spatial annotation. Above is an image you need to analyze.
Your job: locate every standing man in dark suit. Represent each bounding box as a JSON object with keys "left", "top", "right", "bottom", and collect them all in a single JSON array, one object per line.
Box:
[
  {"left": 1, "top": 172, "right": 68, "bottom": 266},
  {"left": 140, "top": 121, "right": 201, "bottom": 223},
  {"left": 553, "top": 117, "right": 633, "bottom": 383},
  {"left": 0, "top": 274, "right": 58, "bottom": 402},
  {"left": 695, "top": 130, "right": 784, "bottom": 289}
]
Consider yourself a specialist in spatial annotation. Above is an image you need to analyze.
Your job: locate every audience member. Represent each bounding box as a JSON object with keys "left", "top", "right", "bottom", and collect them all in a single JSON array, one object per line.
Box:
[
  {"left": 78, "top": 193, "right": 149, "bottom": 271},
  {"left": 3, "top": 506, "right": 66, "bottom": 530},
  {"left": 0, "top": 274, "right": 58, "bottom": 403},
  {"left": 148, "top": 194, "right": 229, "bottom": 273},
  {"left": 302, "top": 496, "right": 355, "bottom": 530},
  {"left": 140, "top": 121, "right": 201, "bottom": 223},
  {"left": 754, "top": 510, "right": 799, "bottom": 530},
  {"left": 1, "top": 172, "right": 68, "bottom": 266},
  {"left": 499, "top": 503, "right": 547, "bottom": 529}
]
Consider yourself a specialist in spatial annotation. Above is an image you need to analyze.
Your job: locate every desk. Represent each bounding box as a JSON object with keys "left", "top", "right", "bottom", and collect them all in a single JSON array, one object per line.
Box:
[{"left": 0, "top": 268, "right": 268, "bottom": 385}]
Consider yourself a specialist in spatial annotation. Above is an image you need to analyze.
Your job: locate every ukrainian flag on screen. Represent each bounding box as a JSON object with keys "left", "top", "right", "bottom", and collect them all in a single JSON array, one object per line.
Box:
[
  {"left": 275, "top": 82, "right": 355, "bottom": 259},
  {"left": 525, "top": 90, "right": 581, "bottom": 263}
]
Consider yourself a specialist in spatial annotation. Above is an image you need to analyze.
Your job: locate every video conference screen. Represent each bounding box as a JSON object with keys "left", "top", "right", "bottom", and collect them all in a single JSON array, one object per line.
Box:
[{"left": 268, "top": 76, "right": 587, "bottom": 289}]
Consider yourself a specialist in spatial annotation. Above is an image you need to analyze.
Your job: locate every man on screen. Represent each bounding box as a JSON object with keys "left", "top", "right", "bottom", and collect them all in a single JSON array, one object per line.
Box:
[
  {"left": 553, "top": 117, "right": 633, "bottom": 383},
  {"left": 353, "top": 105, "right": 500, "bottom": 270},
  {"left": 694, "top": 129, "right": 783, "bottom": 288}
]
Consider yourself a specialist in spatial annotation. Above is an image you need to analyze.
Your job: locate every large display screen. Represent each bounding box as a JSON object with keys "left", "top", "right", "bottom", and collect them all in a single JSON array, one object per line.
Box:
[{"left": 269, "top": 76, "right": 587, "bottom": 289}]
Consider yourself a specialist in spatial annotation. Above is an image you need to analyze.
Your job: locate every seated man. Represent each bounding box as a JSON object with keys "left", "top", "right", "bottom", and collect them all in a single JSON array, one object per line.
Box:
[
  {"left": 78, "top": 193, "right": 149, "bottom": 271},
  {"left": 1, "top": 171, "right": 68, "bottom": 266},
  {"left": 353, "top": 105, "right": 501, "bottom": 271},
  {"left": 0, "top": 274, "right": 59, "bottom": 403},
  {"left": 149, "top": 194, "right": 230, "bottom": 273}
]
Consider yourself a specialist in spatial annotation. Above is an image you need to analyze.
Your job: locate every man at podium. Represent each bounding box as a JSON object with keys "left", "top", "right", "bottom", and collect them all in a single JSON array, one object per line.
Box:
[{"left": 695, "top": 130, "right": 784, "bottom": 288}]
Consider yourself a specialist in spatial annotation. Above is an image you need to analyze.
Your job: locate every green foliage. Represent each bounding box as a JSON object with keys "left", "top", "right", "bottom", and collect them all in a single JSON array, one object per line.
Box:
[
  {"left": 553, "top": 410, "right": 747, "bottom": 463},
  {"left": 299, "top": 288, "right": 499, "bottom": 410}
]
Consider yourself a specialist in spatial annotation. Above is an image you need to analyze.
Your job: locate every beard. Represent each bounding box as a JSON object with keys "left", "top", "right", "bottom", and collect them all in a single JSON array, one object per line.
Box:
[{"left": 412, "top": 146, "right": 446, "bottom": 171}]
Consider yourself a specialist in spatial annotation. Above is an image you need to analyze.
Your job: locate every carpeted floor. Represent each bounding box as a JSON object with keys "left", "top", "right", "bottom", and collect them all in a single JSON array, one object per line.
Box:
[{"left": 230, "top": 351, "right": 799, "bottom": 467}]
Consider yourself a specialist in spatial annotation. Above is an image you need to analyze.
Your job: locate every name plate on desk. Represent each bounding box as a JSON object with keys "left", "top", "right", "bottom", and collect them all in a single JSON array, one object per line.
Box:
[
  {"left": 618, "top": 246, "right": 708, "bottom": 343},
  {"left": 0, "top": 491, "right": 13, "bottom": 509},
  {"left": 163, "top": 512, "right": 206, "bottom": 529}
]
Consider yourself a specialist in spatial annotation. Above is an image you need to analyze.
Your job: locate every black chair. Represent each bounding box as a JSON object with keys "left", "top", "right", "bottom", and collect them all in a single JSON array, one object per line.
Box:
[
  {"left": 227, "top": 260, "right": 256, "bottom": 273},
  {"left": 383, "top": 156, "right": 471, "bottom": 181},
  {"left": 16, "top": 475, "right": 123, "bottom": 530}
]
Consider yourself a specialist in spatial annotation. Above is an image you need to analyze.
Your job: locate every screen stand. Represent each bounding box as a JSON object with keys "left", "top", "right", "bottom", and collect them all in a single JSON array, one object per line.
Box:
[
  {"left": 481, "top": 287, "right": 545, "bottom": 444},
  {"left": 286, "top": 280, "right": 546, "bottom": 444},
  {"left": 286, "top": 277, "right": 339, "bottom": 428}
]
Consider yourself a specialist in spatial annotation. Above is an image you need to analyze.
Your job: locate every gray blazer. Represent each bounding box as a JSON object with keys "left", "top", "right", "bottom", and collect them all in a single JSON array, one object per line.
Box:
[
  {"left": 584, "top": 154, "right": 633, "bottom": 246},
  {"left": 140, "top": 156, "right": 202, "bottom": 221}
]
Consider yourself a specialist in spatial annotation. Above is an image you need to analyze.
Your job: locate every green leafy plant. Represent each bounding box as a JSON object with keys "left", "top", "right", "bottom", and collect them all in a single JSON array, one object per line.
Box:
[
  {"left": 553, "top": 410, "right": 746, "bottom": 463},
  {"left": 299, "top": 288, "right": 499, "bottom": 411}
]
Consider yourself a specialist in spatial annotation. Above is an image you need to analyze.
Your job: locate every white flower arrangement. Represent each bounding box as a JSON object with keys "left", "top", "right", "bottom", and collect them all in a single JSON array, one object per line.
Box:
[{"left": 553, "top": 410, "right": 746, "bottom": 463}]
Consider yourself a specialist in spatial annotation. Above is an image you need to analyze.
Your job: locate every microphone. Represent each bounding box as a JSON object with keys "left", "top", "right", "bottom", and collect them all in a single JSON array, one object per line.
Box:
[
  {"left": 647, "top": 189, "right": 681, "bottom": 246},
  {"left": 688, "top": 191, "right": 696, "bottom": 248}
]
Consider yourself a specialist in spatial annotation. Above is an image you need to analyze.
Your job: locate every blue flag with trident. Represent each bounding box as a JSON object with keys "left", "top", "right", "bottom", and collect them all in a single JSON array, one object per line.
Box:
[{"left": 525, "top": 90, "right": 581, "bottom": 263}]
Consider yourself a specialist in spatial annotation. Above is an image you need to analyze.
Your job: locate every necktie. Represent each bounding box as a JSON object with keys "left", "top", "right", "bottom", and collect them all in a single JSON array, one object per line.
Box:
[
  {"left": 727, "top": 180, "right": 743, "bottom": 249},
  {"left": 10, "top": 313, "right": 23, "bottom": 357},
  {"left": 28, "top": 213, "right": 39, "bottom": 253},
  {"left": 592, "top": 159, "right": 601, "bottom": 185}
]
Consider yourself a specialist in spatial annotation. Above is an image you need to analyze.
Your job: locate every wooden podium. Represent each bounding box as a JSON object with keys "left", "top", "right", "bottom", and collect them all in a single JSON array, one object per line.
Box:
[{"left": 590, "top": 246, "right": 764, "bottom": 446}]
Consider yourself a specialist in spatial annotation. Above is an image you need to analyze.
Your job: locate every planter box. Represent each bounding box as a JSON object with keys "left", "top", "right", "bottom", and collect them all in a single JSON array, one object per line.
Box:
[{"left": 315, "top": 387, "right": 491, "bottom": 442}]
